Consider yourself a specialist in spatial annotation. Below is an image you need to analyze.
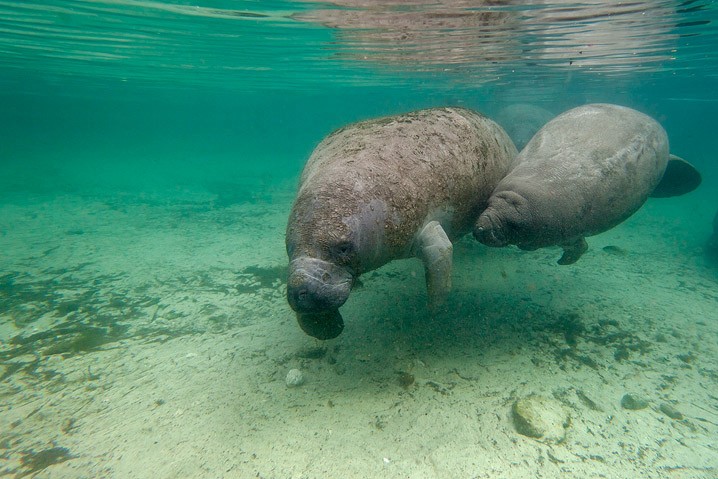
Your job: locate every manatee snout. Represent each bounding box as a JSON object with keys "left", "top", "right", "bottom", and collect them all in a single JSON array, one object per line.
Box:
[
  {"left": 287, "top": 256, "right": 351, "bottom": 340},
  {"left": 287, "top": 257, "right": 353, "bottom": 313},
  {"left": 474, "top": 209, "right": 509, "bottom": 247},
  {"left": 474, "top": 191, "right": 530, "bottom": 248}
]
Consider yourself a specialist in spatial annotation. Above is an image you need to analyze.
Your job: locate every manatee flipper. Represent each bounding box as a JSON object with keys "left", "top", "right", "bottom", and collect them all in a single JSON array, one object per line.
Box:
[
  {"left": 415, "top": 221, "right": 453, "bottom": 307},
  {"left": 558, "top": 237, "right": 588, "bottom": 265},
  {"left": 650, "top": 154, "right": 702, "bottom": 198}
]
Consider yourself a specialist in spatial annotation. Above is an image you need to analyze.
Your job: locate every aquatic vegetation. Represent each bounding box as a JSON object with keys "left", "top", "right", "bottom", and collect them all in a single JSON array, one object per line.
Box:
[
  {"left": 5, "top": 324, "right": 129, "bottom": 359},
  {"left": 545, "top": 311, "right": 585, "bottom": 347},
  {"left": 16, "top": 446, "right": 74, "bottom": 478},
  {"left": 0, "top": 271, "right": 148, "bottom": 364},
  {"left": 526, "top": 310, "right": 656, "bottom": 372},
  {"left": 0, "top": 264, "right": 219, "bottom": 387},
  {"left": 0, "top": 272, "right": 64, "bottom": 328},
  {"left": 236, "top": 264, "right": 287, "bottom": 293}
]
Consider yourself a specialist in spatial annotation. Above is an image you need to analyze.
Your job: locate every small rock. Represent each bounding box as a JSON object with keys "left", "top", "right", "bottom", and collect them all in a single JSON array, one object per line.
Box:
[
  {"left": 285, "top": 368, "right": 305, "bottom": 388},
  {"left": 512, "top": 395, "right": 570, "bottom": 443},
  {"left": 621, "top": 393, "right": 649, "bottom": 410},
  {"left": 602, "top": 245, "right": 627, "bottom": 256},
  {"left": 659, "top": 403, "right": 683, "bottom": 420}
]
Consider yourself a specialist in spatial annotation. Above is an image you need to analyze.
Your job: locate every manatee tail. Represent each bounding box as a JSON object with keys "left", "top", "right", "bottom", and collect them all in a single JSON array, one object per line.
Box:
[{"left": 650, "top": 154, "right": 702, "bottom": 198}]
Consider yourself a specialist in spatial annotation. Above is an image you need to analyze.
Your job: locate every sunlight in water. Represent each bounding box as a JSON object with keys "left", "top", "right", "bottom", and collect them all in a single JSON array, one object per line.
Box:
[{"left": 0, "top": 0, "right": 715, "bottom": 91}]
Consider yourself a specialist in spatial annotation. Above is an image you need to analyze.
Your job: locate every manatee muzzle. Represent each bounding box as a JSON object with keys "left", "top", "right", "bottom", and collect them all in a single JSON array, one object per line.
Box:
[
  {"left": 474, "top": 211, "right": 508, "bottom": 247},
  {"left": 287, "top": 257, "right": 353, "bottom": 314}
]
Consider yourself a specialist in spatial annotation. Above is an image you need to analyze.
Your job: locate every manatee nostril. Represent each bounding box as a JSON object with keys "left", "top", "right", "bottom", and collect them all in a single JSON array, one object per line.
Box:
[
  {"left": 321, "top": 272, "right": 330, "bottom": 282},
  {"left": 288, "top": 286, "right": 311, "bottom": 311}
]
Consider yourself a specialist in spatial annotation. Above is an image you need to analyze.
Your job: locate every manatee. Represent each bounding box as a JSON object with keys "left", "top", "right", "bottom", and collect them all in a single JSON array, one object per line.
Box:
[
  {"left": 495, "top": 103, "right": 555, "bottom": 150},
  {"left": 286, "top": 107, "right": 517, "bottom": 339},
  {"left": 474, "top": 103, "right": 701, "bottom": 264}
]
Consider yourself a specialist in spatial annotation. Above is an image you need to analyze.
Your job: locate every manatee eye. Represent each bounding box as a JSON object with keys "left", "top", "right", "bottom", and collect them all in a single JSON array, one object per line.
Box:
[{"left": 330, "top": 241, "right": 355, "bottom": 263}]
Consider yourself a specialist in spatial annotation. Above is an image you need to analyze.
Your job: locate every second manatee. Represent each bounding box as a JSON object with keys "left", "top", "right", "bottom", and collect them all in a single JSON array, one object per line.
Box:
[{"left": 474, "top": 103, "right": 701, "bottom": 264}]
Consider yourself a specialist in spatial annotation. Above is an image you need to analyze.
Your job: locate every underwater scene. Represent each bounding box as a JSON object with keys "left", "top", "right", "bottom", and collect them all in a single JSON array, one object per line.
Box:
[{"left": 1, "top": 1, "right": 718, "bottom": 477}]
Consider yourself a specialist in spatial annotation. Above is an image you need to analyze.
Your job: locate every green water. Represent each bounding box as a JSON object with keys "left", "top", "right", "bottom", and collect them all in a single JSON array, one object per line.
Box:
[
  {"left": 1, "top": 1, "right": 718, "bottom": 477},
  {"left": 2, "top": 0, "right": 717, "bottom": 198}
]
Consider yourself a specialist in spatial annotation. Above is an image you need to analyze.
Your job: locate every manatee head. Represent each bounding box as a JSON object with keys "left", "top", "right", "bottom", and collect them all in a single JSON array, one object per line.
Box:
[
  {"left": 285, "top": 240, "right": 355, "bottom": 340},
  {"left": 286, "top": 188, "right": 391, "bottom": 339},
  {"left": 286, "top": 251, "right": 356, "bottom": 313},
  {"left": 286, "top": 248, "right": 353, "bottom": 340},
  {"left": 474, "top": 190, "right": 534, "bottom": 249}
]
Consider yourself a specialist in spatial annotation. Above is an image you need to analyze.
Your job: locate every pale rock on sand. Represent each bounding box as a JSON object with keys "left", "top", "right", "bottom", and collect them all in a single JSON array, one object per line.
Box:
[
  {"left": 512, "top": 394, "right": 570, "bottom": 443},
  {"left": 285, "top": 368, "right": 305, "bottom": 387}
]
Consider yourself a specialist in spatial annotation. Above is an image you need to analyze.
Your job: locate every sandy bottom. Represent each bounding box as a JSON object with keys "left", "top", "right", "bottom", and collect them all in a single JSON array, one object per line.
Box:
[{"left": 1, "top": 181, "right": 717, "bottom": 479}]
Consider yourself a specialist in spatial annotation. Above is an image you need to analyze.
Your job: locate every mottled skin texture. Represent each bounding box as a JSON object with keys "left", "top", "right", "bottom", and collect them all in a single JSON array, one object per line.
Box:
[
  {"left": 474, "top": 104, "right": 670, "bottom": 264},
  {"left": 286, "top": 107, "right": 517, "bottom": 338}
]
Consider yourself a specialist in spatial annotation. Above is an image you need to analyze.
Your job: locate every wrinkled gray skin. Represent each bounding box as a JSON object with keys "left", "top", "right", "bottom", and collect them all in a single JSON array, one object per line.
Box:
[
  {"left": 287, "top": 107, "right": 517, "bottom": 339},
  {"left": 475, "top": 103, "right": 701, "bottom": 265}
]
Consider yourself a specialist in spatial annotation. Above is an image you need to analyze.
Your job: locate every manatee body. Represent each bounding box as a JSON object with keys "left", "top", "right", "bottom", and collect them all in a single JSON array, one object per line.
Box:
[
  {"left": 286, "top": 107, "right": 517, "bottom": 339},
  {"left": 474, "top": 103, "right": 701, "bottom": 264}
]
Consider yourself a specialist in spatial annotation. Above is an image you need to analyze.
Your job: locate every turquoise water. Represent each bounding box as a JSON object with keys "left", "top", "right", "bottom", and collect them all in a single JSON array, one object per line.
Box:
[
  {"left": 2, "top": 0, "right": 717, "bottom": 196},
  {"left": 1, "top": 1, "right": 718, "bottom": 478}
]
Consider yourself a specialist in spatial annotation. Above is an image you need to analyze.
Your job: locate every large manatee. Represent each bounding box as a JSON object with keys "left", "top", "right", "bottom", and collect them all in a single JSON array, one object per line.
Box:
[
  {"left": 286, "top": 107, "right": 517, "bottom": 339},
  {"left": 474, "top": 103, "right": 701, "bottom": 264}
]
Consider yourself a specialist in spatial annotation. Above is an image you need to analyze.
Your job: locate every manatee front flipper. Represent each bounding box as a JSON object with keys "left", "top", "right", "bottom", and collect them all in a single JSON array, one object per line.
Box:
[
  {"left": 650, "top": 154, "right": 702, "bottom": 198},
  {"left": 415, "top": 221, "right": 453, "bottom": 307},
  {"left": 558, "top": 237, "right": 588, "bottom": 265},
  {"left": 296, "top": 310, "right": 344, "bottom": 340}
]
